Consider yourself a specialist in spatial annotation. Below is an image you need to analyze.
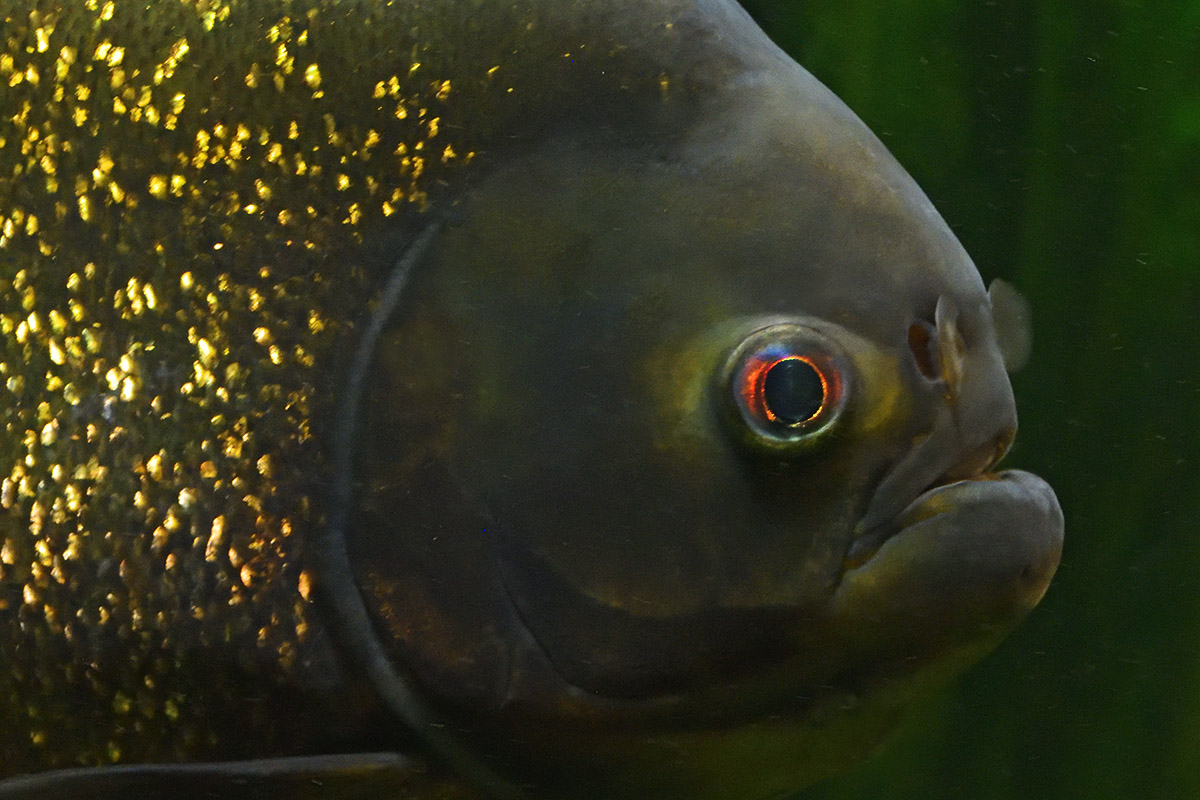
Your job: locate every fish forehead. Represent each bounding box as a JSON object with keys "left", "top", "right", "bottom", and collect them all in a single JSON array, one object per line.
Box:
[{"left": 679, "top": 60, "right": 987, "bottom": 322}]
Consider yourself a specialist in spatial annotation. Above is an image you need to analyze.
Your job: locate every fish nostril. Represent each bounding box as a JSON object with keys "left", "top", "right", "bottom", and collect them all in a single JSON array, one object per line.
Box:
[{"left": 908, "top": 319, "right": 941, "bottom": 381}]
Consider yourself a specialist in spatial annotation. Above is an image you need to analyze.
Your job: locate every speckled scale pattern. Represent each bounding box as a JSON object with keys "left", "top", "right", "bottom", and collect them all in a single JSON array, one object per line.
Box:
[
  {"left": 0, "top": 0, "right": 694, "bottom": 774},
  {"left": 0, "top": 0, "right": 500, "bottom": 773}
]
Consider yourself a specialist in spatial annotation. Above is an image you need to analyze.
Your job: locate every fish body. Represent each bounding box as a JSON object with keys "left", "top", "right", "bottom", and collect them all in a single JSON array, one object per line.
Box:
[{"left": 0, "top": 1, "right": 1062, "bottom": 798}]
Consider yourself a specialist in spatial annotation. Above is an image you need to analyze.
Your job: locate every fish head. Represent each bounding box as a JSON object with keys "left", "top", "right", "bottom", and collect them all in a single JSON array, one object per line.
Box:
[{"left": 336, "top": 4, "right": 1063, "bottom": 798}]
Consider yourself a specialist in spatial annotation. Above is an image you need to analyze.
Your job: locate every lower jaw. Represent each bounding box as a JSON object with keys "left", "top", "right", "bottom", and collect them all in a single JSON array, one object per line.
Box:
[
  {"left": 829, "top": 468, "right": 1062, "bottom": 673},
  {"left": 844, "top": 468, "right": 1008, "bottom": 568}
]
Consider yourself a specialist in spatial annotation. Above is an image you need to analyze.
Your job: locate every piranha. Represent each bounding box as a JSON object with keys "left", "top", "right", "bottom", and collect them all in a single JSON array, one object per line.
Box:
[{"left": 0, "top": 0, "right": 1063, "bottom": 798}]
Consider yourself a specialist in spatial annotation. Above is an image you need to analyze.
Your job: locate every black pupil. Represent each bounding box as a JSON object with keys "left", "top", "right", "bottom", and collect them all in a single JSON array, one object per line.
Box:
[{"left": 763, "top": 358, "right": 824, "bottom": 425}]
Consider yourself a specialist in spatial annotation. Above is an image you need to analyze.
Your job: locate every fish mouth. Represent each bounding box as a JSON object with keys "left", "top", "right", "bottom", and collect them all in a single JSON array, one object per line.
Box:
[
  {"left": 831, "top": 435, "right": 1063, "bottom": 654},
  {"left": 844, "top": 434, "right": 1013, "bottom": 569}
]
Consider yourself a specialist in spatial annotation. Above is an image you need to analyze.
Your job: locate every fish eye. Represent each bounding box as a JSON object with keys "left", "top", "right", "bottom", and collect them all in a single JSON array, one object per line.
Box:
[
  {"left": 722, "top": 323, "right": 850, "bottom": 448},
  {"left": 760, "top": 357, "right": 825, "bottom": 424}
]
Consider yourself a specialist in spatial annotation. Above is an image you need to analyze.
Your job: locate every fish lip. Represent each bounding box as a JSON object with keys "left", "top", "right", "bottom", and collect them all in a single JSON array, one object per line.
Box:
[
  {"left": 845, "top": 434, "right": 1011, "bottom": 569},
  {"left": 832, "top": 467, "right": 1064, "bottom": 647},
  {"left": 840, "top": 466, "right": 1065, "bottom": 608}
]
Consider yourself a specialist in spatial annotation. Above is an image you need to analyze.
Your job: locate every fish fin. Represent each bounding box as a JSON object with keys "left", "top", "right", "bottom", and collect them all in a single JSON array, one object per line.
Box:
[
  {"left": 987, "top": 278, "right": 1034, "bottom": 373},
  {"left": 0, "top": 753, "right": 481, "bottom": 800}
]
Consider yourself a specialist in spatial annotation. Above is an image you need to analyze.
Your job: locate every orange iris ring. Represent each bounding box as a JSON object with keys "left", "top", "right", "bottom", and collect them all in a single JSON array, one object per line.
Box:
[{"left": 738, "top": 352, "right": 837, "bottom": 431}]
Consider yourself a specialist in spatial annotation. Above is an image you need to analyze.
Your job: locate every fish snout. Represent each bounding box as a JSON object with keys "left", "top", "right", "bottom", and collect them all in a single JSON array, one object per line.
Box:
[
  {"left": 852, "top": 293, "right": 1020, "bottom": 559},
  {"left": 917, "top": 293, "right": 1019, "bottom": 441},
  {"left": 833, "top": 468, "right": 1063, "bottom": 661},
  {"left": 833, "top": 291, "right": 1061, "bottom": 659}
]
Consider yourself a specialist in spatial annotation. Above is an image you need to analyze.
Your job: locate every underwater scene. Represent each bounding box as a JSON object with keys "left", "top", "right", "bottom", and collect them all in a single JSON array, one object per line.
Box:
[
  {"left": 0, "top": 0, "right": 1192, "bottom": 798},
  {"left": 741, "top": 1, "right": 1200, "bottom": 798}
]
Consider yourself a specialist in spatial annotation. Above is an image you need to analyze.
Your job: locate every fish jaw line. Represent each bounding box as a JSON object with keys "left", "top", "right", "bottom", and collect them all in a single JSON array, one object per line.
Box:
[
  {"left": 846, "top": 308, "right": 1022, "bottom": 575},
  {"left": 831, "top": 468, "right": 1063, "bottom": 660},
  {"left": 845, "top": 429, "right": 1013, "bottom": 569}
]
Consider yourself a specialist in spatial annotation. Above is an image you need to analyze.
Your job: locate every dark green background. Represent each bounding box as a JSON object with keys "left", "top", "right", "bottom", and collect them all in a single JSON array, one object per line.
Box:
[{"left": 739, "top": 1, "right": 1200, "bottom": 798}]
